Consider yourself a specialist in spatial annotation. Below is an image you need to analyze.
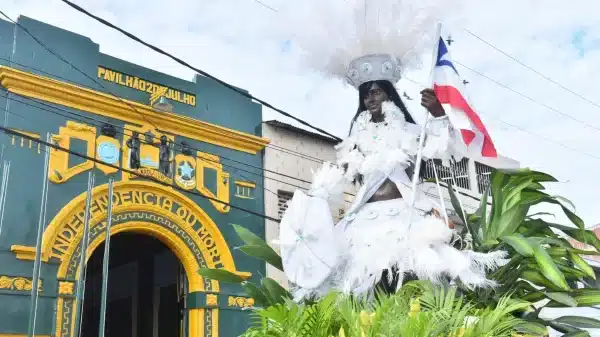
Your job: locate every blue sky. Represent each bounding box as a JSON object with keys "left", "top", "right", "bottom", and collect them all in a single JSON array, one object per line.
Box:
[{"left": 5, "top": 0, "right": 600, "bottom": 227}]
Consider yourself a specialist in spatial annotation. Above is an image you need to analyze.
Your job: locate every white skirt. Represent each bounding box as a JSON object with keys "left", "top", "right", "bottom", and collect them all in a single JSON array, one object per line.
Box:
[{"left": 279, "top": 192, "right": 508, "bottom": 300}]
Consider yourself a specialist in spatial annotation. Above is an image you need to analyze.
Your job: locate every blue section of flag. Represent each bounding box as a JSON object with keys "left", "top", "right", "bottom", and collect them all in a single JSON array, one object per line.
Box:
[{"left": 435, "top": 38, "right": 459, "bottom": 75}]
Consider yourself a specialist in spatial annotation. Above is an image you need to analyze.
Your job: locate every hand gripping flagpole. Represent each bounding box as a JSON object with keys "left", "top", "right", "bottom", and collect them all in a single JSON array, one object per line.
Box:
[{"left": 407, "top": 23, "right": 444, "bottom": 230}]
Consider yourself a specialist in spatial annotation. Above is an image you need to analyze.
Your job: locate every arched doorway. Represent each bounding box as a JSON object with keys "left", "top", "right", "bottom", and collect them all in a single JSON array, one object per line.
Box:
[
  {"left": 80, "top": 232, "right": 184, "bottom": 337},
  {"left": 11, "top": 181, "right": 252, "bottom": 337}
]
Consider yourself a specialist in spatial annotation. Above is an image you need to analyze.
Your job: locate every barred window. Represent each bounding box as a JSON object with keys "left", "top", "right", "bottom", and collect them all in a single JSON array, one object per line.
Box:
[
  {"left": 277, "top": 190, "right": 293, "bottom": 219},
  {"left": 475, "top": 162, "right": 493, "bottom": 195},
  {"left": 423, "top": 158, "right": 470, "bottom": 190}
]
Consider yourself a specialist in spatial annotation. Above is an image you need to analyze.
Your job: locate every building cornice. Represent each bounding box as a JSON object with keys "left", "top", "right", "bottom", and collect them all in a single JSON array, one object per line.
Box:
[{"left": 0, "top": 66, "right": 270, "bottom": 154}]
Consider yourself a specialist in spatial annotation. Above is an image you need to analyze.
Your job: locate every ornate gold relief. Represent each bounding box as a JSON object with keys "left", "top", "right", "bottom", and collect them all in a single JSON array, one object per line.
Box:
[
  {"left": 206, "top": 294, "right": 218, "bottom": 306},
  {"left": 48, "top": 121, "right": 96, "bottom": 183},
  {"left": 58, "top": 281, "right": 74, "bottom": 295},
  {"left": 0, "top": 275, "right": 42, "bottom": 292},
  {"left": 227, "top": 296, "right": 254, "bottom": 308}
]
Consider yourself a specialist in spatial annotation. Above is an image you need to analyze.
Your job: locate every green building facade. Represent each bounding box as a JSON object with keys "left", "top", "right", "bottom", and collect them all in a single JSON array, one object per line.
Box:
[{"left": 0, "top": 16, "right": 269, "bottom": 337}]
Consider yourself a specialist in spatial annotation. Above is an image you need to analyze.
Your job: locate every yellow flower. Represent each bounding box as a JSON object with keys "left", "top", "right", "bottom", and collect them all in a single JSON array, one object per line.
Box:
[
  {"left": 409, "top": 298, "right": 421, "bottom": 317},
  {"left": 359, "top": 311, "right": 375, "bottom": 327}
]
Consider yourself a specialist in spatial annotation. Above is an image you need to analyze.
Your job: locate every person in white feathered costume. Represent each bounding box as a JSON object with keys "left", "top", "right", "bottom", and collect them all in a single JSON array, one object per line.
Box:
[{"left": 273, "top": 0, "right": 508, "bottom": 301}]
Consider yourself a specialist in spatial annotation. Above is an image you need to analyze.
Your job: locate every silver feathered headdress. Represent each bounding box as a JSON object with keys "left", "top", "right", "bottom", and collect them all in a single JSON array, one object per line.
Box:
[{"left": 273, "top": 0, "right": 452, "bottom": 89}]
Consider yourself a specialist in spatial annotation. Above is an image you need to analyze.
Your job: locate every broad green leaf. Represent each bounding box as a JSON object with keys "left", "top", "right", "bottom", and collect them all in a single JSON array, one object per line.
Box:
[
  {"left": 527, "top": 236, "right": 568, "bottom": 247},
  {"left": 563, "top": 331, "right": 591, "bottom": 337},
  {"left": 569, "top": 251, "right": 596, "bottom": 279},
  {"left": 518, "top": 190, "right": 550, "bottom": 206},
  {"left": 564, "top": 229, "right": 600, "bottom": 251},
  {"left": 527, "top": 212, "right": 555, "bottom": 219},
  {"left": 547, "top": 247, "right": 568, "bottom": 257},
  {"left": 571, "top": 289, "right": 600, "bottom": 307},
  {"left": 447, "top": 182, "right": 465, "bottom": 224},
  {"left": 528, "top": 182, "right": 545, "bottom": 190},
  {"left": 447, "top": 183, "right": 481, "bottom": 246},
  {"left": 554, "top": 195, "right": 576, "bottom": 212},
  {"left": 241, "top": 281, "right": 270, "bottom": 307},
  {"left": 479, "top": 184, "right": 490, "bottom": 239},
  {"left": 549, "top": 321, "right": 580, "bottom": 334},
  {"left": 232, "top": 224, "right": 269, "bottom": 246},
  {"left": 555, "top": 316, "right": 600, "bottom": 329},
  {"left": 545, "top": 292, "right": 578, "bottom": 307},
  {"left": 502, "top": 177, "right": 533, "bottom": 210},
  {"left": 536, "top": 197, "right": 585, "bottom": 230},
  {"left": 489, "top": 170, "right": 508, "bottom": 230},
  {"left": 514, "top": 321, "right": 549, "bottom": 335},
  {"left": 521, "top": 270, "right": 564, "bottom": 291},
  {"left": 521, "top": 291, "right": 546, "bottom": 303},
  {"left": 198, "top": 268, "right": 245, "bottom": 283},
  {"left": 561, "top": 205, "right": 586, "bottom": 231},
  {"left": 531, "top": 243, "right": 570, "bottom": 291},
  {"left": 496, "top": 204, "right": 530, "bottom": 238},
  {"left": 496, "top": 168, "right": 557, "bottom": 183},
  {"left": 501, "top": 234, "right": 534, "bottom": 257},
  {"left": 261, "top": 277, "right": 291, "bottom": 305},
  {"left": 238, "top": 245, "right": 284, "bottom": 271}
]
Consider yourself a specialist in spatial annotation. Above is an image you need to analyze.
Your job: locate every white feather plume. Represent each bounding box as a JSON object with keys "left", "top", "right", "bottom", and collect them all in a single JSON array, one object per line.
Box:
[
  {"left": 308, "top": 162, "right": 347, "bottom": 201},
  {"left": 272, "top": 0, "right": 456, "bottom": 80}
]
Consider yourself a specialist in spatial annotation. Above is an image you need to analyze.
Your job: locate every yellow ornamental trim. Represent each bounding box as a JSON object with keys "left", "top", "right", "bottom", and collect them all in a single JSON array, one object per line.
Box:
[{"left": 0, "top": 66, "right": 270, "bottom": 154}]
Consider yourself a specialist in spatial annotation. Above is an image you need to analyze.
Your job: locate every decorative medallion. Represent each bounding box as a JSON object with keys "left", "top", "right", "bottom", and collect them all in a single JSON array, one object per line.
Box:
[{"left": 97, "top": 141, "right": 120, "bottom": 164}]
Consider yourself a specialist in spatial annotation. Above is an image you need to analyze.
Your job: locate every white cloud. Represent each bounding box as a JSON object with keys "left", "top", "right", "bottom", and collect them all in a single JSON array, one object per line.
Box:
[{"left": 5, "top": 0, "right": 600, "bottom": 226}]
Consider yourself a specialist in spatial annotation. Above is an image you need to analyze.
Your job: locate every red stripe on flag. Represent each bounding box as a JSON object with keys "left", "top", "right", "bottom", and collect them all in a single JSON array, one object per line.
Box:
[
  {"left": 461, "top": 130, "right": 476, "bottom": 145},
  {"left": 434, "top": 84, "right": 498, "bottom": 157}
]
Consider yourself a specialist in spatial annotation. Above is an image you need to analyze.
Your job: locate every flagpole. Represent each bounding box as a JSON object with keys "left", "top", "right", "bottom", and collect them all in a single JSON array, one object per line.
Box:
[
  {"left": 73, "top": 172, "right": 95, "bottom": 337},
  {"left": 407, "top": 22, "right": 443, "bottom": 229},
  {"left": 98, "top": 178, "right": 114, "bottom": 337},
  {"left": 27, "top": 132, "right": 51, "bottom": 337},
  {"left": 0, "top": 160, "right": 11, "bottom": 238}
]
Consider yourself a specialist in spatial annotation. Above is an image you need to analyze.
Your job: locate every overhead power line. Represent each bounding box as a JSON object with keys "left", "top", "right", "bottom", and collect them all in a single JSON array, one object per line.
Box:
[
  {"left": 58, "top": 0, "right": 342, "bottom": 142},
  {"left": 463, "top": 28, "right": 600, "bottom": 113}
]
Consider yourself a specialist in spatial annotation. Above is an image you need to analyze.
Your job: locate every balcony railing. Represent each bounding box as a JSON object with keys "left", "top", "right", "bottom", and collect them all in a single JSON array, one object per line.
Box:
[{"left": 422, "top": 159, "right": 493, "bottom": 197}]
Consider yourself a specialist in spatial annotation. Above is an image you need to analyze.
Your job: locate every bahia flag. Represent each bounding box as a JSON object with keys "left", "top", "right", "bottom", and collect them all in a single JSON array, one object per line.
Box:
[{"left": 433, "top": 38, "right": 498, "bottom": 158}]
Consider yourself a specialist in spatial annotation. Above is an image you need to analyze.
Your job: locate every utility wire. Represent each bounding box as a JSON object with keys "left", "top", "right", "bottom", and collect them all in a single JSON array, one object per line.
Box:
[
  {"left": 453, "top": 60, "right": 600, "bottom": 133},
  {"left": 0, "top": 125, "right": 282, "bottom": 222},
  {"left": 463, "top": 28, "right": 600, "bottom": 113},
  {"left": 58, "top": 0, "right": 342, "bottom": 142}
]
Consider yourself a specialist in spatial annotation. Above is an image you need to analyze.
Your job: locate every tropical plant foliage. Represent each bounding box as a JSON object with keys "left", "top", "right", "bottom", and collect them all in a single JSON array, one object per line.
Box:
[
  {"left": 242, "top": 281, "right": 536, "bottom": 337},
  {"left": 444, "top": 168, "right": 600, "bottom": 335},
  {"left": 199, "top": 168, "right": 600, "bottom": 336}
]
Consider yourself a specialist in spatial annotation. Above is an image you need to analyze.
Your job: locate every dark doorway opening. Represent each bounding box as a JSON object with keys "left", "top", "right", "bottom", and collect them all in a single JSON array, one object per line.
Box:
[{"left": 80, "top": 232, "right": 185, "bottom": 337}]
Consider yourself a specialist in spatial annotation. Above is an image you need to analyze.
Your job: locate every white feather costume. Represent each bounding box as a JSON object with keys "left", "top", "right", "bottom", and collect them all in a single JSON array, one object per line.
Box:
[
  {"left": 272, "top": 0, "right": 506, "bottom": 300},
  {"left": 278, "top": 103, "right": 507, "bottom": 300}
]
